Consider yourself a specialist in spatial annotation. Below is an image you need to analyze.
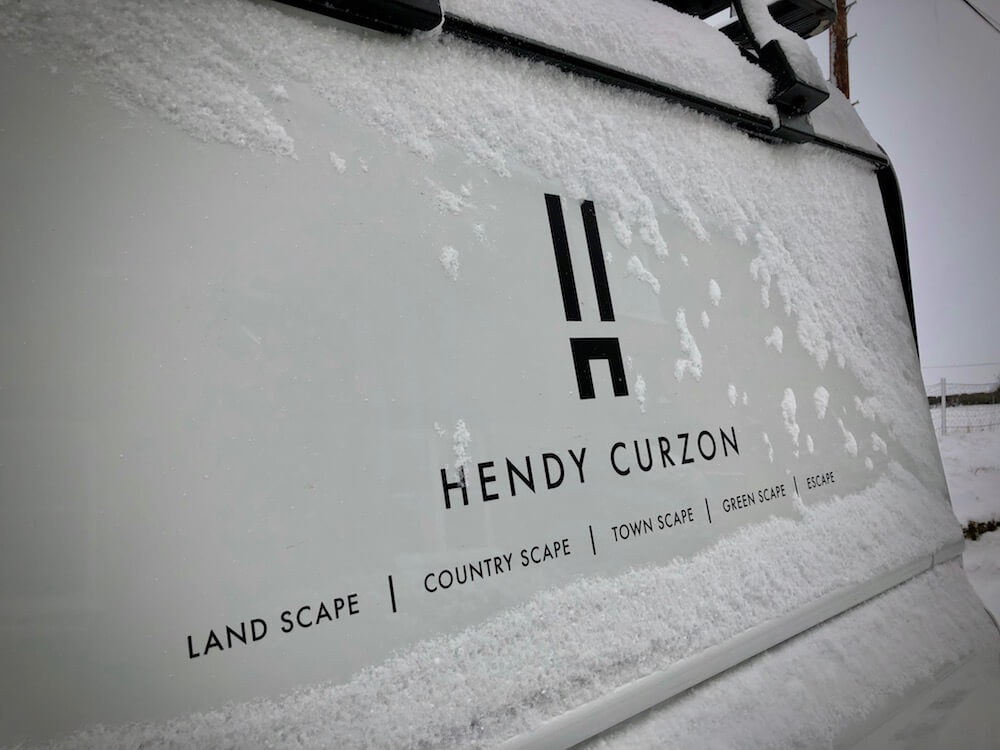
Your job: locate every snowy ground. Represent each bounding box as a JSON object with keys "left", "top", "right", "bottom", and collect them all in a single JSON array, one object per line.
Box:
[
  {"left": 843, "top": 424, "right": 1000, "bottom": 750},
  {"left": 940, "top": 422, "right": 1000, "bottom": 620},
  {"left": 965, "top": 534, "right": 1000, "bottom": 622}
]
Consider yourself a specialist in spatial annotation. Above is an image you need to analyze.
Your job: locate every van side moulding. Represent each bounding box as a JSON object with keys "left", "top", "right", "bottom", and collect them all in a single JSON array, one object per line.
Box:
[{"left": 496, "top": 542, "right": 964, "bottom": 750}]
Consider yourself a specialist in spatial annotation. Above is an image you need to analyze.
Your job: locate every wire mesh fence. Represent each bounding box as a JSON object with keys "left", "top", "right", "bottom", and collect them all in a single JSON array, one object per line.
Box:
[{"left": 927, "top": 379, "right": 1000, "bottom": 434}]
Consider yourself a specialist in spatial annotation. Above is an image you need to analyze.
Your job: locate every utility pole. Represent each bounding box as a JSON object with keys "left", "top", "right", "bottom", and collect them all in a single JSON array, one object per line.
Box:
[{"left": 829, "top": 0, "right": 852, "bottom": 97}]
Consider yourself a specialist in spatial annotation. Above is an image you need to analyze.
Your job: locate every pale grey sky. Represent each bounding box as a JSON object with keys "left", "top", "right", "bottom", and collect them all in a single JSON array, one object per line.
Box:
[{"left": 808, "top": 0, "right": 1000, "bottom": 391}]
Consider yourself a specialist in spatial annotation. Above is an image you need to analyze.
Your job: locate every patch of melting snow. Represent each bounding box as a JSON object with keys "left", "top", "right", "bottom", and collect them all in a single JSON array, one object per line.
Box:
[
  {"left": 635, "top": 374, "right": 646, "bottom": 413},
  {"left": 610, "top": 211, "right": 632, "bottom": 248},
  {"left": 439, "top": 246, "right": 460, "bottom": 281},
  {"left": 700, "top": 310, "right": 710, "bottom": 329},
  {"left": 765, "top": 326, "right": 784, "bottom": 353},
  {"left": 269, "top": 82, "right": 289, "bottom": 102},
  {"left": 855, "top": 395, "right": 878, "bottom": 421},
  {"left": 763, "top": 432, "right": 774, "bottom": 463},
  {"left": 814, "top": 386, "right": 830, "bottom": 420},
  {"left": 452, "top": 420, "right": 471, "bottom": 471},
  {"left": 709, "top": 278, "right": 722, "bottom": 306},
  {"left": 727, "top": 384, "right": 737, "bottom": 407},
  {"left": 434, "top": 186, "right": 472, "bottom": 214},
  {"left": 673, "top": 308, "right": 702, "bottom": 381},
  {"left": 806, "top": 434, "right": 815, "bottom": 454},
  {"left": 750, "top": 254, "right": 772, "bottom": 308},
  {"left": 838, "top": 418, "right": 858, "bottom": 457},
  {"left": 781, "top": 388, "right": 800, "bottom": 454},
  {"left": 638, "top": 209, "right": 670, "bottom": 258},
  {"left": 872, "top": 433, "right": 887, "bottom": 455},
  {"left": 328, "top": 150, "right": 347, "bottom": 173},
  {"left": 625, "top": 255, "right": 660, "bottom": 294}
]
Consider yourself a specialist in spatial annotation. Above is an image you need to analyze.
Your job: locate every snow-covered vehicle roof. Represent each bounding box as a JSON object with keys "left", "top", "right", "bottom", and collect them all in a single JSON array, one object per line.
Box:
[{"left": 0, "top": 1, "right": 996, "bottom": 748}]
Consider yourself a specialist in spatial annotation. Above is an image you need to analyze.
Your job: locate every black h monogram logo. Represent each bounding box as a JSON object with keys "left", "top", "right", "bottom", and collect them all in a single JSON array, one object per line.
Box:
[{"left": 545, "top": 194, "right": 628, "bottom": 400}]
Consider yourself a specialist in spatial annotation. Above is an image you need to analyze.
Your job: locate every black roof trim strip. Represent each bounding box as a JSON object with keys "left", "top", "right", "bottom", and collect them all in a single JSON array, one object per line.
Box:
[
  {"left": 443, "top": 15, "right": 775, "bottom": 135},
  {"left": 273, "top": 0, "right": 441, "bottom": 34},
  {"left": 774, "top": 119, "right": 890, "bottom": 165},
  {"left": 441, "top": 14, "right": 888, "bottom": 169},
  {"left": 876, "top": 153, "right": 918, "bottom": 351}
]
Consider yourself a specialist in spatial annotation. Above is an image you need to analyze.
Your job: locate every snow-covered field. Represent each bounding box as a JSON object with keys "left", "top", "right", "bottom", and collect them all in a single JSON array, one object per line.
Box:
[
  {"left": 842, "top": 424, "right": 1000, "bottom": 750},
  {"left": 940, "top": 421, "right": 1000, "bottom": 620}
]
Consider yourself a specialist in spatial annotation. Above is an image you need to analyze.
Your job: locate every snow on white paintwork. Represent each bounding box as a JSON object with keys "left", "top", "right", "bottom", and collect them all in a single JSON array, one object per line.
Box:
[
  {"left": 452, "top": 420, "right": 471, "bottom": 471},
  {"left": 750, "top": 255, "right": 771, "bottom": 309},
  {"left": 765, "top": 326, "right": 783, "bottom": 353},
  {"left": 872, "top": 433, "right": 887, "bottom": 455},
  {"left": 673, "top": 309, "right": 702, "bottom": 381},
  {"left": 634, "top": 375, "right": 646, "bottom": 414},
  {"left": 838, "top": 418, "right": 859, "bottom": 457},
  {"left": 610, "top": 211, "right": 632, "bottom": 248},
  {"left": 434, "top": 187, "right": 471, "bottom": 214},
  {"left": 1, "top": 0, "right": 936, "bottom": 477},
  {"left": 700, "top": 310, "right": 710, "bottom": 329},
  {"left": 781, "top": 388, "right": 800, "bottom": 454},
  {"left": 638, "top": 212, "right": 670, "bottom": 258},
  {"left": 762, "top": 432, "right": 774, "bottom": 463},
  {"left": 814, "top": 386, "right": 830, "bottom": 420},
  {"left": 855, "top": 395, "right": 878, "bottom": 421},
  {"left": 708, "top": 278, "right": 722, "bottom": 307},
  {"left": 806, "top": 434, "right": 815, "bottom": 455},
  {"left": 727, "top": 384, "right": 737, "bottom": 407},
  {"left": 269, "top": 83, "right": 289, "bottom": 102},
  {"left": 439, "top": 246, "right": 460, "bottom": 281},
  {"left": 589, "top": 563, "right": 994, "bottom": 750},
  {"left": 28, "top": 468, "right": 971, "bottom": 750},
  {"left": 328, "top": 151, "right": 347, "bottom": 174},
  {"left": 625, "top": 255, "right": 660, "bottom": 294}
]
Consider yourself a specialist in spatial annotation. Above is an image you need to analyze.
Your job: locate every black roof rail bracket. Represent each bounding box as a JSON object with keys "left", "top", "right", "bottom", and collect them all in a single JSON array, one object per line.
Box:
[
  {"left": 732, "top": 0, "right": 830, "bottom": 115},
  {"left": 758, "top": 39, "right": 830, "bottom": 114}
]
